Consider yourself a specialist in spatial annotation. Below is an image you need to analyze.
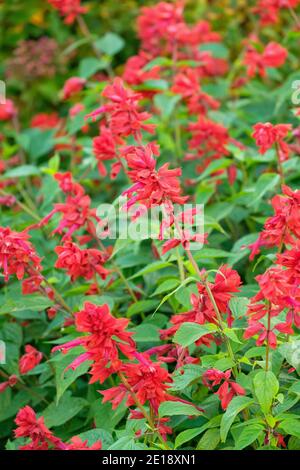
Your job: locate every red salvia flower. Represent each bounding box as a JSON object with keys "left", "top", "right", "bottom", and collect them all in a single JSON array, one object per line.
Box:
[
  {"left": 203, "top": 369, "right": 246, "bottom": 410},
  {"left": 122, "top": 143, "right": 188, "bottom": 208},
  {"left": 52, "top": 302, "right": 136, "bottom": 383},
  {"left": 48, "top": 0, "right": 87, "bottom": 24},
  {"left": 0, "top": 375, "right": 18, "bottom": 394},
  {"left": 252, "top": 122, "right": 291, "bottom": 159},
  {"left": 244, "top": 41, "right": 288, "bottom": 78},
  {"left": 31, "top": 113, "right": 61, "bottom": 130},
  {"left": 19, "top": 345, "right": 43, "bottom": 375},
  {"left": 0, "top": 226, "right": 42, "bottom": 283},
  {"left": 55, "top": 240, "right": 109, "bottom": 281},
  {"left": 101, "top": 352, "right": 173, "bottom": 413},
  {"left": 93, "top": 125, "right": 118, "bottom": 177},
  {"left": 0, "top": 99, "right": 17, "bottom": 121},
  {"left": 62, "top": 76, "right": 86, "bottom": 100}
]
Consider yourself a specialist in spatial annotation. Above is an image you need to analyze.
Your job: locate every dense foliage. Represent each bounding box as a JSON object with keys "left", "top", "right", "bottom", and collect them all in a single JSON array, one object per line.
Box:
[{"left": 1, "top": 0, "right": 300, "bottom": 451}]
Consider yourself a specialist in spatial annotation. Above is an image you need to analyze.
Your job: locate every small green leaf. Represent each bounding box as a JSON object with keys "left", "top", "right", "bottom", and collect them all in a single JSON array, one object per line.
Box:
[
  {"left": 174, "top": 322, "right": 218, "bottom": 347},
  {"left": 235, "top": 424, "right": 264, "bottom": 449},
  {"left": 95, "top": 33, "right": 124, "bottom": 56},
  {"left": 159, "top": 401, "right": 202, "bottom": 417},
  {"left": 253, "top": 370, "right": 279, "bottom": 415},
  {"left": 220, "top": 396, "right": 253, "bottom": 442}
]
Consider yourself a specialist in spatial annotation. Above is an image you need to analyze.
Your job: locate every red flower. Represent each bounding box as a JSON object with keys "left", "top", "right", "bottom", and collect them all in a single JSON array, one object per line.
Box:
[
  {"left": 31, "top": 113, "right": 61, "bottom": 130},
  {"left": 62, "top": 76, "right": 86, "bottom": 100},
  {"left": 48, "top": 0, "right": 87, "bottom": 24},
  {"left": 19, "top": 345, "right": 43, "bottom": 375},
  {"left": 52, "top": 303, "right": 136, "bottom": 383},
  {"left": 55, "top": 240, "right": 109, "bottom": 281},
  {"left": 244, "top": 41, "right": 288, "bottom": 78},
  {"left": 252, "top": 122, "right": 291, "bottom": 158},
  {"left": 172, "top": 68, "right": 220, "bottom": 115},
  {"left": 122, "top": 143, "right": 188, "bottom": 208},
  {"left": 101, "top": 353, "right": 173, "bottom": 413},
  {"left": 203, "top": 369, "right": 245, "bottom": 410},
  {"left": 93, "top": 125, "right": 118, "bottom": 177},
  {"left": 0, "top": 227, "right": 42, "bottom": 283},
  {"left": 88, "top": 78, "right": 155, "bottom": 141},
  {"left": 0, "top": 99, "right": 17, "bottom": 121},
  {"left": 0, "top": 375, "right": 18, "bottom": 394},
  {"left": 14, "top": 406, "right": 101, "bottom": 450},
  {"left": 188, "top": 117, "right": 230, "bottom": 169},
  {"left": 248, "top": 185, "right": 300, "bottom": 259}
]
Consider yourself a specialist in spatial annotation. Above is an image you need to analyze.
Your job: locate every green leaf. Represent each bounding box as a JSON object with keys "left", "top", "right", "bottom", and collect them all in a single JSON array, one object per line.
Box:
[
  {"left": 197, "top": 428, "right": 220, "bottom": 450},
  {"left": 128, "top": 261, "right": 172, "bottom": 280},
  {"left": 229, "top": 297, "right": 249, "bottom": 320},
  {"left": 159, "top": 401, "right": 202, "bottom": 417},
  {"left": 126, "top": 300, "right": 158, "bottom": 317},
  {"left": 175, "top": 415, "right": 221, "bottom": 448},
  {"left": 52, "top": 350, "right": 91, "bottom": 403},
  {"left": 43, "top": 392, "right": 87, "bottom": 427},
  {"left": 0, "top": 296, "right": 53, "bottom": 315},
  {"left": 235, "top": 424, "right": 264, "bottom": 449},
  {"left": 79, "top": 57, "right": 107, "bottom": 79},
  {"left": 247, "top": 173, "right": 280, "bottom": 207},
  {"left": 279, "top": 419, "right": 300, "bottom": 438},
  {"left": 279, "top": 341, "right": 300, "bottom": 374},
  {"left": 95, "top": 32, "right": 124, "bottom": 56},
  {"left": 253, "top": 370, "right": 279, "bottom": 414},
  {"left": 220, "top": 396, "right": 253, "bottom": 442},
  {"left": 199, "top": 42, "right": 229, "bottom": 59},
  {"left": 154, "top": 93, "right": 181, "bottom": 118},
  {"left": 3, "top": 164, "right": 40, "bottom": 178},
  {"left": 170, "top": 364, "right": 204, "bottom": 391},
  {"left": 151, "top": 279, "right": 180, "bottom": 296},
  {"left": 174, "top": 322, "right": 218, "bottom": 347}
]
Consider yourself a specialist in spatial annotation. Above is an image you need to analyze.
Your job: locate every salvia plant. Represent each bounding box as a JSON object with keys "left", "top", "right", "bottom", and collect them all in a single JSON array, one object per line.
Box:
[{"left": 1, "top": 0, "right": 300, "bottom": 452}]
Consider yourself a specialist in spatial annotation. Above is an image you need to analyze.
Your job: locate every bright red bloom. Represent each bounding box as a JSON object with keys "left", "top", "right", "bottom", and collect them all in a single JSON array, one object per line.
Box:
[
  {"left": 38, "top": 181, "right": 99, "bottom": 241},
  {"left": 203, "top": 369, "right": 246, "bottom": 410},
  {"left": 55, "top": 240, "right": 109, "bottom": 281},
  {"left": 188, "top": 117, "right": 230, "bottom": 166},
  {"left": 172, "top": 68, "right": 220, "bottom": 115},
  {"left": 0, "top": 227, "right": 42, "bottom": 283},
  {"left": 244, "top": 41, "right": 287, "bottom": 78},
  {"left": 123, "top": 52, "right": 161, "bottom": 88},
  {"left": 252, "top": 122, "right": 291, "bottom": 159},
  {"left": 19, "top": 345, "right": 43, "bottom": 375},
  {"left": 0, "top": 375, "right": 18, "bottom": 394},
  {"left": 48, "top": 0, "right": 87, "bottom": 24},
  {"left": 0, "top": 99, "right": 17, "bottom": 121},
  {"left": 62, "top": 76, "right": 86, "bottom": 100},
  {"left": 31, "top": 112, "right": 61, "bottom": 130},
  {"left": 88, "top": 78, "right": 155, "bottom": 141},
  {"left": 248, "top": 185, "right": 300, "bottom": 259},
  {"left": 93, "top": 125, "right": 118, "bottom": 177},
  {"left": 122, "top": 143, "right": 188, "bottom": 208},
  {"left": 14, "top": 406, "right": 101, "bottom": 450},
  {"left": 101, "top": 353, "right": 173, "bottom": 413},
  {"left": 52, "top": 303, "right": 136, "bottom": 383},
  {"left": 253, "top": 0, "right": 300, "bottom": 25}
]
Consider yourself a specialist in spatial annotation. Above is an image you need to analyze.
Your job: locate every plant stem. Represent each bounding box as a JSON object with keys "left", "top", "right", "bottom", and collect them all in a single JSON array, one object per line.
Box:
[
  {"left": 176, "top": 246, "right": 185, "bottom": 282},
  {"left": 265, "top": 302, "right": 271, "bottom": 372}
]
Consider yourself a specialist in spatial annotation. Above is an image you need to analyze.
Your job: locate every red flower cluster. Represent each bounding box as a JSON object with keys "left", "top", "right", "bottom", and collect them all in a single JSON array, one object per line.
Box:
[
  {"left": 0, "top": 99, "right": 17, "bottom": 121},
  {"left": 0, "top": 227, "right": 42, "bottom": 287},
  {"left": 122, "top": 143, "right": 188, "bottom": 208},
  {"left": 161, "top": 266, "right": 241, "bottom": 346},
  {"left": 172, "top": 68, "right": 220, "bottom": 115},
  {"left": 38, "top": 173, "right": 99, "bottom": 241},
  {"left": 88, "top": 78, "right": 155, "bottom": 141},
  {"left": 19, "top": 345, "right": 43, "bottom": 375},
  {"left": 48, "top": 0, "right": 87, "bottom": 24},
  {"left": 31, "top": 112, "right": 61, "bottom": 130},
  {"left": 52, "top": 302, "right": 136, "bottom": 383},
  {"left": 62, "top": 76, "right": 86, "bottom": 100},
  {"left": 93, "top": 125, "right": 119, "bottom": 178},
  {"left": 248, "top": 185, "right": 300, "bottom": 259},
  {"left": 0, "top": 375, "right": 18, "bottom": 394},
  {"left": 101, "top": 352, "right": 173, "bottom": 414},
  {"left": 253, "top": 0, "right": 300, "bottom": 25},
  {"left": 252, "top": 122, "right": 291, "bottom": 160},
  {"left": 14, "top": 406, "right": 101, "bottom": 450},
  {"left": 55, "top": 240, "right": 109, "bottom": 281},
  {"left": 203, "top": 369, "right": 245, "bottom": 410},
  {"left": 244, "top": 41, "right": 288, "bottom": 78}
]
